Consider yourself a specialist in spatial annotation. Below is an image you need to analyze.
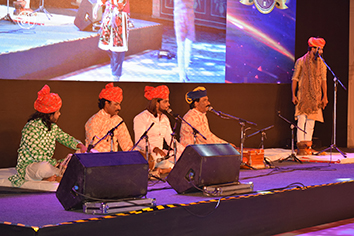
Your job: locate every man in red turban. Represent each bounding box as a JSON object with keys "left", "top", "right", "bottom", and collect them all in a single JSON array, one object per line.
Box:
[
  {"left": 85, "top": 83, "right": 133, "bottom": 152},
  {"left": 133, "top": 85, "right": 185, "bottom": 177},
  {"left": 9, "top": 85, "right": 87, "bottom": 187},
  {"left": 292, "top": 37, "right": 328, "bottom": 155}
]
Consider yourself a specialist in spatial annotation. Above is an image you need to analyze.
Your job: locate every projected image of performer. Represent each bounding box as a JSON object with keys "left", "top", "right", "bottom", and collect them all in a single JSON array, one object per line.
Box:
[
  {"left": 8, "top": 85, "right": 87, "bottom": 187},
  {"left": 85, "top": 83, "right": 133, "bottom": 152},
  {"left": 93, "top": 0, "right": 130, "bottom": 81},
  {"left": 179, "top": 86, "right": 236, "bottom": 148},
  {"left": 174, "top": 0, "right": 195, "bottom": 82},
  {"left": 292, "top": 37, "right": 328, "bottom": 155},
  {"left": 133, "top": 85, "right": 185, "bottom": 176}
]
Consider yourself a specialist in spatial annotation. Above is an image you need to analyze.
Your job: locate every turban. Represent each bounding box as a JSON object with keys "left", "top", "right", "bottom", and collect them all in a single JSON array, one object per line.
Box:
[
  {"left": 185, "top": 86, "right": 207, "bottom": 104},
  {"left": 34, "top": 85, "right": 62, "bottom": 114},
  {"left": 144, "top": 85, "right": 170, "bottom": 100},
  {"left": 99, "top": 83, "right": 123, "bottom": 103},
  {"left": 308, "top": 37, "right": 326, "bottom": 48}
]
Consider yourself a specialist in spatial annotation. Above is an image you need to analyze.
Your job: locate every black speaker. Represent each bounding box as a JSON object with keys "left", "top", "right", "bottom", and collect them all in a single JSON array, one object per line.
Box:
[
  {"left": 74, "top": 0, "right": 102, "bottom": 31},
  {"left": 56, "top": 151, "right": 148, "bottom": 210},
  {"left": 167, "top": 144, "right": 241, "bottom": 194}
]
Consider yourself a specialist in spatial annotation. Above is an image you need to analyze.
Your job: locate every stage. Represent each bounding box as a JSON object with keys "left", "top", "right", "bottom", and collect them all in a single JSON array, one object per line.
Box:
[
  {"left": 0, "top": 5, "right": 163, "bottom": 80},
  {"left": 1, "top": 149, "right": 354, "bottom": 236}
]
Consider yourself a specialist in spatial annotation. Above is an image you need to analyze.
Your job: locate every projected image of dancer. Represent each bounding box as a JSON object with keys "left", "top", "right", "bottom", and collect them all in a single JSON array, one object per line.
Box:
[
  {"left": 94, "top": 0, "right": 130, "bottom": 81},
  {"left": 174, "top": 0, "right": 195, "bottom": 82},
  {"left": 292, "top": 37, "right": 328, "bottom": 155}
]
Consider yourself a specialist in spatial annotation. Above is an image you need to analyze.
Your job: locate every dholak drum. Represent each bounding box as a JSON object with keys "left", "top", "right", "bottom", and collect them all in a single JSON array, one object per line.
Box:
[{"left": 138, "top": 151, "right": 155, "bottom": 171}]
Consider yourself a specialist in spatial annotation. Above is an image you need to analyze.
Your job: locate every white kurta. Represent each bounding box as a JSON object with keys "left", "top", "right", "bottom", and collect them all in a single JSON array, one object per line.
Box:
[{"left": 133, "top": 110, "right": 185, "bottom": 169}]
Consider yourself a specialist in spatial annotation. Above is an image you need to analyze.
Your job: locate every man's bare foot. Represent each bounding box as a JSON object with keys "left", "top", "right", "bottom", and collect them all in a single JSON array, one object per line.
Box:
[{"left": 43, "top": 175, "right": 58, "bottom": 182}]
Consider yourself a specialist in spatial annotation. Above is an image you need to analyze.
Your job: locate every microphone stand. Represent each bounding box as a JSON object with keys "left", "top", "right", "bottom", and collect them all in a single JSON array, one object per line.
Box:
[
  {"left": 210, "top": 109, "right": 257, "bottom": 169},
  {"left": 278, "top": 112, "right": 305, "bottom": 163},
  {"left": 131, "top": 122, "right": 166, "bottom": 182},
  {"left": 245, "top": 125, "right": 274, "bottom": 167},
  {"left": 131, "top": 122, "right": 155, "bottom": 153},
  {"left": 168, "top": 112, "right": 206, "bottom": 144},
  {"left": 165, "top": 118, "right": 178, "bottom": 164},
  {"left": 245, "top": 125, "right": 274, "bottom": 149},
  {"left": 316, "top": 55, "right": 347, "bottom": 157},
  {"left": 0, "top": 0, "right": 16, "bottom": 24},
  {"left": 87, "top": 120, "right": 124, "bottom": 152}
]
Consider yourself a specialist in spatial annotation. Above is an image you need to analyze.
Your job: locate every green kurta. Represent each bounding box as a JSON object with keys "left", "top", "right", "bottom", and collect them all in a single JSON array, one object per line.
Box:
[{"left": 8, "top": 119, "right": 80, "bottom": 187}]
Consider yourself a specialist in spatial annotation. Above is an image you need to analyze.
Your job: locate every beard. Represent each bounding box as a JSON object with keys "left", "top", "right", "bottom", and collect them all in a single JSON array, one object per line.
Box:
[{"left": 158, "top": 106, "right": 168, "bottom": 114}]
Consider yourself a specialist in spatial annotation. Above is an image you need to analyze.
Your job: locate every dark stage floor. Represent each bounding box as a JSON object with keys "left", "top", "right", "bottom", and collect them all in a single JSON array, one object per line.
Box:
[{"left": 2, "top": 156, "right": 354, "bottom": 235}]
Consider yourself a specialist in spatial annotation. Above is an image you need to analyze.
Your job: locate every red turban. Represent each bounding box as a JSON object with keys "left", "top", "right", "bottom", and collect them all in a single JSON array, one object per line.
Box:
[
  {"left": 34, "top": 85, "right": 62, "bottom": 114},
  {"left": 308, "top": 37, "right": 326, "bottom": 48},
  {"left": 144, "top": 85, "right": 170, "bottom": 100},
  {"left": 99, "top": 83, "right": 123, "bottom": 103}
]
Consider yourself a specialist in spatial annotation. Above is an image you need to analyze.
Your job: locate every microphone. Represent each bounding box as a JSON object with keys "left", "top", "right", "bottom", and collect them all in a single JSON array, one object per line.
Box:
[
  {"left": 167, "top": 108, "right": 178, "bottom": 117},
  {"left": 314, "top": 48, "right": 319, "bottom": 60},
  {"left": 156, "top": 155, "right": 172, "bottom": 163},
  {"left": 86, "top": 136, "right": 96, "bottom": 153},
  {"left": 208, "top": 106, "right": 220, "bottom": 116}
]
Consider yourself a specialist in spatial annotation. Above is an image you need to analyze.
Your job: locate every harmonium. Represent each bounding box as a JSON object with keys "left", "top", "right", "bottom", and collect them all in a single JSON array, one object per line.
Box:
[{"left": 237, "top": 148, "right": 266, "bottom": 169}]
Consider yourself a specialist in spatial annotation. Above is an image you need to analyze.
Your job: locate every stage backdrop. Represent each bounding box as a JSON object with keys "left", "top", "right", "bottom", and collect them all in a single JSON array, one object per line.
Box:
[{"left": 0, "top": 0, "right": 350, "bottom": 168}]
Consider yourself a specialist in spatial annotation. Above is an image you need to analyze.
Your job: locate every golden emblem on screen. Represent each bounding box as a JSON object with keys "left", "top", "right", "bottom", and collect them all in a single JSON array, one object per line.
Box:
[{"left": 240, "top": 0, "right": 288, "bottom": 14}]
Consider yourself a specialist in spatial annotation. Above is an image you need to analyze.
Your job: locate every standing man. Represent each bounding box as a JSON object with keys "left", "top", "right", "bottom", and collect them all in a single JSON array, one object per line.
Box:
[
  {"left": 292, "top": 37, "right": 328, "bottom": 155},
  {"left": 174, "top": 0, "right": 195, "bottom": 82},
  {"left": 8, "top": 85, "right": 87, "bottom": 187},
  {"left": 180, "top": 86, "right": 236, "bottom": 148},
  {"left": 93, "top": 0, "right": 130, "bottom": 80},
  {"left": 85, "top": 83, "right": 133, "bottom": 152},
  {"left": 133, "top": 85, "right": 185, "bottom": 175}
]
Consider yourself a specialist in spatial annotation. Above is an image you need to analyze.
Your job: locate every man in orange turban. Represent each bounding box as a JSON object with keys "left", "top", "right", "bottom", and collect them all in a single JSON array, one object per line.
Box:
[
  {"left": 85, "top": 83, "right": 133, "bottom": 152},
  {"left": 133, "top": 85, "right": 185, "bottom": 177},
  {"left": 292, "top": 37, "right": 328, "bottom": 155},
  {"left": 8, "top": 85, "right": 87, "bottom": 187}
]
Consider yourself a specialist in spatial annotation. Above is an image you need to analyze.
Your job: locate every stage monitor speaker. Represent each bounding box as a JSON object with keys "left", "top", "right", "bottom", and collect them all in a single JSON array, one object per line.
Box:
[
  {"left": 74, "top": 0, "right": 102, "bottom": 31},
  {"left": 56, "top": 151, "right": 148, "bottom": 210},
  {"left": 167, "top": 144, "right": 241, "bottom": 194}
]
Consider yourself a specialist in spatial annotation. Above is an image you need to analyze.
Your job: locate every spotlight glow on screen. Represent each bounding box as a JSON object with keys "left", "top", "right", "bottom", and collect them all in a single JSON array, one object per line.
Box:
[{"left": 225, "top": 0, "right": 296, "bottom": 84}]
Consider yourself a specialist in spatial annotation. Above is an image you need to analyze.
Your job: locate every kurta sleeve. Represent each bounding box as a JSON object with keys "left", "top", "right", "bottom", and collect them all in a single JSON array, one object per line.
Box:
[
  {"left": 116, "top": 122, "right": 133, "bottom": 151},
  {"left": 292, "top": 58, "right": 303, "bottom": 81}
]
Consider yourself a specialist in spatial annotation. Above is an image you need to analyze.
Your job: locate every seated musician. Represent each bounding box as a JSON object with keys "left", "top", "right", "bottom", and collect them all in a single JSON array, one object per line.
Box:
[
  {"left": 179, "top": 86, "right": 237, "bottom": 148},
  {"left": 85, "top": 83, "right": 133, "bottom": 152},
  {"left": 8, "top": 85, "right": 87, "bottom": 187},
  {"left": 133, "top": 85, "right": 185, "bottom": 176}
]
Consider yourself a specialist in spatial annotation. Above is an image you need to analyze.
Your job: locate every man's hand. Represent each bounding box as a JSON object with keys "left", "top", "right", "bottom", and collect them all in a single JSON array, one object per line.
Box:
[
  {"left": 153, "top": 147, "right": 166, "bottom": 157},
  {"left": 321, "top": 97, "right": 328, "bottom": 109},
  {"left": 292, "top": 96, "right": 298, "bottom": 105},
  {"left": 77, "top": 143, "right": 87, "bottom": 153}
]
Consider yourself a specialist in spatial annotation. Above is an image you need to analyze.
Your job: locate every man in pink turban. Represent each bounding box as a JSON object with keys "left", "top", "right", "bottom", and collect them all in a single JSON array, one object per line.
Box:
[
  {"left": 85, "top": 83, "right": 133, "bottom": 152},
  {"left": 292, "top": 37, "right": 328, "bottom": 155},
  {"left": 133, "top": 85, "right": 185, "bottom": 177},
  {"left": 8, "top": 85, "right": 87, "bottom": 187}
]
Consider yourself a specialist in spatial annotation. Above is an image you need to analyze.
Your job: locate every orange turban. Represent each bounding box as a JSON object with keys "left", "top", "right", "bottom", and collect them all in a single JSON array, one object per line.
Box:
[
  {"left": 34, "top": 85, "right": 62, "bottom": 114},
  {"left": 308, "top": 37, "right": 326, "bottom": 48},
  {"left": 99, "top": 83, "right": 123, "bottom": 103},
  {"left": 144, "top": 85, "right": 170, "bottom": 100}
]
